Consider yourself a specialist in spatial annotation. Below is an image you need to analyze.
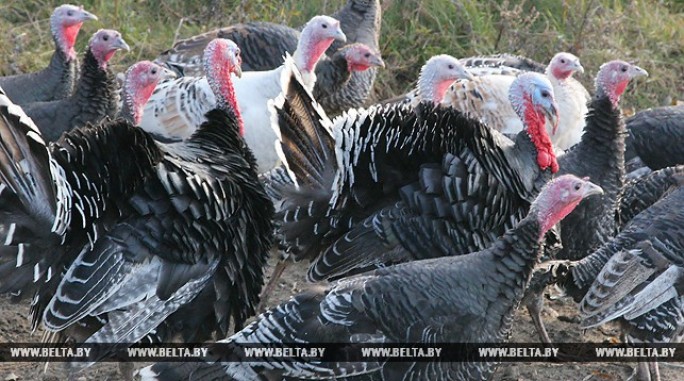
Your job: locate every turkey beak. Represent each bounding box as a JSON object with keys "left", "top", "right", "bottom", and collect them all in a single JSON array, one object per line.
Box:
[
  {"left": 231, "top": 56, "right": 243, "bottom": 78},
  {"left": 370, "top": 54, "right": 385, "bottom": 68},
  {"left": 161, "top": 67, "right": 177, "bottom": 81},
  {"left": 544, "top": 102, "right": 559, "bottom": 136},
  {"left": 574, "top": 60, "right": 584, "bottom": 74},
  {"left": 629, "top": 65, "right": 649, "bottom": 79},
  {"left": 581, "top": 181, "right": 604, "bottom": 198},
  {"left": 113, "top": 37, "right": 131, "bottom": 52},
  {"left": 79, "top": 10, "right": 98, "bottom": 22},
  {"left": 333, "top": 24, "right": 347, "bottom": 43}
]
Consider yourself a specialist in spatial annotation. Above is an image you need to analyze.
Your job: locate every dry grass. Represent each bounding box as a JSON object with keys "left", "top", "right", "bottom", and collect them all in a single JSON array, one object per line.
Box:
[{"left": 1, "top": 0, "right": 682, "bottom": 109}]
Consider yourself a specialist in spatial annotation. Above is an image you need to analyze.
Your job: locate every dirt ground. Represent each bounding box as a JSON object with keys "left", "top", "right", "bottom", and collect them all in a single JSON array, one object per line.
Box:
[{"left": 0, "top": 253, "right": 682, "bottom": 381}]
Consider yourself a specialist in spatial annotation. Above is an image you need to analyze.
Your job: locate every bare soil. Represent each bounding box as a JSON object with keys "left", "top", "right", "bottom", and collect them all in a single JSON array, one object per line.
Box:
[{"left": 0, "top": 253, "right": 682, "bottom": 381}]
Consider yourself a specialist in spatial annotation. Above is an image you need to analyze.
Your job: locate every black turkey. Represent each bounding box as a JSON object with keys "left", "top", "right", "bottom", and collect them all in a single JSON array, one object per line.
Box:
[
  {"left": 257, "top": 61, "right": 560, "bottom": 310},
  {"left": 524, "top": 60, "right": 648, "bottom": 343},
  {"left": 20, "top": 29, "right": 130, "bottom": 141},
  {"left": 138, "top": 175, "right": 603, "bottom": 381},
  {"left": 530, "top": 170, "right": 684, "bottom": 381},
  {"left": 624, "top": 105, "right": 684, "bottom": 173},
  {"left": 0, "top": 4, "right": 97, "bottom": 104},
  {"left": 0, "top": 40, "right": 273, "bottom": 367}
]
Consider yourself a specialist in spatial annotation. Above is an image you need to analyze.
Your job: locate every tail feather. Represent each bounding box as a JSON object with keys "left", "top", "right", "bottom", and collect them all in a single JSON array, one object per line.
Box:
[
  {"left": 270, "top": 55, "right": 337, "bottom": 190},
  {"left": 580, "top": 241, "right": 674, "bottom": 328},
  {"left": 269, "top": 57, "right": 340, "bottom": 260},
  {"left": 0, "top": 89, "right": 59, "bottom": 237}
]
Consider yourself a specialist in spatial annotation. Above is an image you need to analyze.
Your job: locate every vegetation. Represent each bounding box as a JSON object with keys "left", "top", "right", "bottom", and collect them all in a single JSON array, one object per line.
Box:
[{"left": 1, "top": 0, "right": 683, "bottom": 110}]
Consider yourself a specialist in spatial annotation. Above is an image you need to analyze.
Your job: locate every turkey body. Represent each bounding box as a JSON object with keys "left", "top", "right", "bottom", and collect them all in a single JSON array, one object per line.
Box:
[
  {"left": 270, "top": 68, "right": 557, "bottom": 283},
  {"left": 0, "top": 49, "right": 78, "bottom": 105},
  {"left": 625, "top": 105, "right": 684, "bottom": 171},
  {"left": 20, "top": 49, "right": 119, "bottom": 141},
  {"left": 0, "top": 89, "right": 273, "bottom": 358},
  {"left": 554, "top": 96, "right": 623, "bottom": 260},
  {"left": 140, "top": 215, "right": 548, "bottom": 381}
]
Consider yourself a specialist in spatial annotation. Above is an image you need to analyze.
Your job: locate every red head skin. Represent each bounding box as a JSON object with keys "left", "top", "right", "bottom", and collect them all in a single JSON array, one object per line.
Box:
[
  {"left": 532, "top": 174, "right": 604, "bottom": 237},
  {"left": 547, "top": 52, "right": 584, "bottom": 81},
  {"left": 50, "top": 4, "right": 98, "bottom": 61},
  {"left": 89, "top": 29, "right": 130, "bottom": 70},
  {"left": 595, "top": 60, "right": 649, "bottom": 109},
  {"left": 509, "top": 73, "right": 560, "bottom": 173},
  {"left": 203, "top": 38, "right": 244, "bottom": 135},
  {"left": 418, "top": 54, "right": 473, "bottom": 104},
  {"left": 123, "top": 61, "right": 176, "bottom": 125},
  {"left": 296, "top": 15, "right": 347, "bottom": 72},
  {"left": 342, "top": 44, "right": 384, "bottom": 73}
]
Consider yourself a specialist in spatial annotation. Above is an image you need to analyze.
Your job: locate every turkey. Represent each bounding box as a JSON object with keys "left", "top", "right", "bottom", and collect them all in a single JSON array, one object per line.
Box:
[
  {"left": 553, "top": 61, "right": 648, "bottom": 261},
  {"left": 529, "top": 170, "right": 684, "bottom": 381},
  {"left": 523, "top": 60, "right": 648, "bottom": 344},
  {"left": 154, "top": 0, "right": 381, "bottom": 115},
  {"left": 457, "top": 52, "right": 589, "bottom": 150},
  {"left": 0, "top": 4, "right": 97, "bottom": 104},
  {"left": 264, "top": 60, "right": 560, "bottom": 290},
  {"left": 118, "top": 62, "right": 177, "bottom": 125},
  {"left": 20, "top": 29, "right": 130, "bottom": 141},
  {"left": 0, "top": 60, "right": 176, "bottom": 305},
  {"left": 624, "top": 105, "right": 684, "bottom": 172},
  {"left": 618, "top": 165, "right": 684, "bottom": 230},
  {"left": 140, "top": 15, "right": 347, "bottom": 171},
  {"left": 0, "top": 39, "right": 273, "bottom": 367},
  {"left": 311, "top": 43, "right": 384, "bottom": 116},
  {"left": 379, "top": 54, "right": 473, "bottom": 106},
  {"left": 138, "top": 175, "right": 603, "bottom": 381}
]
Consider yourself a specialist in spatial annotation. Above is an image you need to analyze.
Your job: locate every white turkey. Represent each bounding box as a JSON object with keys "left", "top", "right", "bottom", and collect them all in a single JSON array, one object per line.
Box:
[
  {"left": 139, "top": 175, "right": 603, "bottom": 381},
  {"left": 457, "top": 52, "right": 589, "bottom": 150},
  {"left": 380, "top": 54, "right": 473, "bottom": 106},
  {"left": 139, "top": 15, "right": 347, "bottom": 171}
]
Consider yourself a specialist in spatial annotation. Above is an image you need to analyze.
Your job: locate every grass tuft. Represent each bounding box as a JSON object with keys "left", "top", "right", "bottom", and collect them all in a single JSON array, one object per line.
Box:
[{"left": 1, "top": 0, "right": 682, "bottom": 109}]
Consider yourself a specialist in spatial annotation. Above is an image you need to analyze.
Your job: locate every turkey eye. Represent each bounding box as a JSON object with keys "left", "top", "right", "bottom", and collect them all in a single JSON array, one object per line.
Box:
[
  {"left": 448, "top": 64, "right": 454, "bottom": 70},
  {"left": 574, "top": 183, "right": 581, "bottom": 191},
  {"left": 67, "top": 11, "right": 74, "bottom": 16},
  {"left": 322, "top": 24, "right": 328, "bottom": 29},
  {"left": 364, "top": 53, "right": 370, "bottom": 58},
  {"left": 541, "top": 91, "right": 550, "bottom": 98},
  {"left": 103, "top": 35, "right": 109, "bottom": 41},
  {"left": 621, "top": 66, "right": 628, "bottom": 72},
  {"left": 151, "top": 69, "right": 157, "bottom": 75},
  {"left": 560, "top": 59, "right": 566, "bottom": 63}
]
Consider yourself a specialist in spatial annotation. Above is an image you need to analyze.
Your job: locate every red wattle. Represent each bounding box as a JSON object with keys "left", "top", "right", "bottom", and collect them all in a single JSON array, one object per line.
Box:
[
  {"left": 61, "top": 22, "right": 83, "bottom": 59},
  {"left": 305, "top": 38, "right": 335, "bottom": 72},
  {"left": 523, "top": 95, "right": 558, "bottom": 173},
  {"left": 349, "top": 63, "right": 370, "bottom": 72},
  {"left": 551, "top": 66, "right": 572, "bottom": 80}
]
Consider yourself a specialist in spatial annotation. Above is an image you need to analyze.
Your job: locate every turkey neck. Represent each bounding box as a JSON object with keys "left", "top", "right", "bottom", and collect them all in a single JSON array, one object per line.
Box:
[
  {"left": 312, "top": 53, "right": 350, "bottom": 101},
  {"left": 563, "top": 96, "right": 624, "bottom": 185},
  {"left": 556, "top": 95, "right": 624, "bottom": 259},
  {"left": 491, "top": 215, "right": 544, "bottom": 305},
  {"left": 47, "top": 49, "right": 78, "bottom": 97},
  {"left": 71, "top": 49, "right": 117, "bottom": 108}
]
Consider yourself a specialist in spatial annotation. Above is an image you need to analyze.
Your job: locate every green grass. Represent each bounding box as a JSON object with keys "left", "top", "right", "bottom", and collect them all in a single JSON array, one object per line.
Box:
[{"left": 1, "top": 0, "right": 683, "bottom": 110}]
